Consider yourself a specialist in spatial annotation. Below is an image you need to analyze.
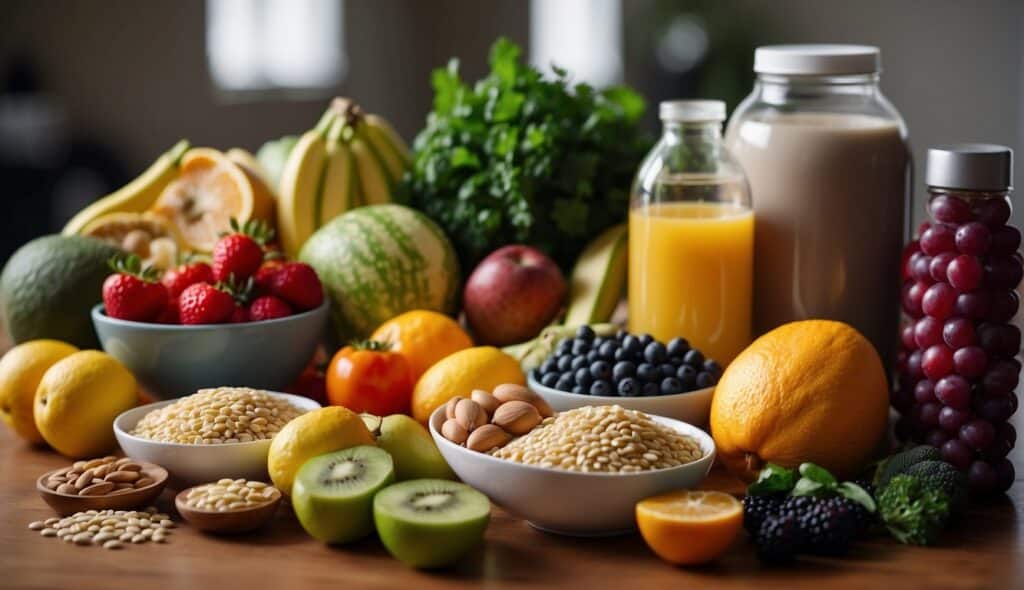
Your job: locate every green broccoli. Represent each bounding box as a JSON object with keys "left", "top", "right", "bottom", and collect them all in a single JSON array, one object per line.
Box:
[
  {"left": 903, "top": 460, "right": 968, "bottom": 513},
  {"left": 878, "top": 474, "right": 951, "bottom": 546},
  {"left": 874, "top": 445, "right": 942, "bottom": 488}
]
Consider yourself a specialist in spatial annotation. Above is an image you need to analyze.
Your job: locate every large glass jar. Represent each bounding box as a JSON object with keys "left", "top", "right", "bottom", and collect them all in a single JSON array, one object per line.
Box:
[
  {"left": 629, "top": 100, "right": 753, "bottom": 365},
  {"left": 725, "top": 45, "right": 910, "bottom": 371},
  {"left": 894, "top": 144, "right": 1018, "bottom": 494}
]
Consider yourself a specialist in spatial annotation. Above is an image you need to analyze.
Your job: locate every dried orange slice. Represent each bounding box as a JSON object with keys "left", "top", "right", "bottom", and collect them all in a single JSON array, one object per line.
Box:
[
  {"left": 149, "top": 148, "right": 273, "bottom": 252},
  {"left": 635, "top": 490, "right": 742, "bottom": 565}
]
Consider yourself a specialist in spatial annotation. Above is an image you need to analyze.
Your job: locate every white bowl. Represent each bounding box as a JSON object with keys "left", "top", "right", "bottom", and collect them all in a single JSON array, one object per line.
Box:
[
  {"left": 528, "top": 374, "right": 714, "bottom": 426},
  {"left": 113, "top": 391, "right": 320, "bottom": 488},
  {"left": 428, "top": 406, "right": 716, "bottom": 536}
]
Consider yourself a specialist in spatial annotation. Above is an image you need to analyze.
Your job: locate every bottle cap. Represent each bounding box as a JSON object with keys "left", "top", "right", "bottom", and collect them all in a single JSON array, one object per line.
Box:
[
  {"left": 659, "top": 100, "right": 726, "bottom": 123},
  {"left": 754, "top": 44, "right": 880, "bottom": 75},
  {"left": 926, "top": 144, "right": 1013, "bottom": 191}
]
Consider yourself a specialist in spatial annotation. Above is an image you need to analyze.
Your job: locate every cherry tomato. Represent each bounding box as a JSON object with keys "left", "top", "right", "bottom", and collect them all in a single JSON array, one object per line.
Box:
[{"left": 326, "top": 341, "right": 413, "bottom": 415}]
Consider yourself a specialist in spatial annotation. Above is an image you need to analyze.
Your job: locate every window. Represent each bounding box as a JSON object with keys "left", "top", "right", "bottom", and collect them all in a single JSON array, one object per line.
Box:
[{"left": 530, "top": 0, "right": 623, "bottom": 88}]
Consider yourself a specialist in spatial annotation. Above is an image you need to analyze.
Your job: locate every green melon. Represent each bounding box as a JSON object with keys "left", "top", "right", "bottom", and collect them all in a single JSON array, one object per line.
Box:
[{"left": 299, "top": 204, "right": 460, "bottom": 342}]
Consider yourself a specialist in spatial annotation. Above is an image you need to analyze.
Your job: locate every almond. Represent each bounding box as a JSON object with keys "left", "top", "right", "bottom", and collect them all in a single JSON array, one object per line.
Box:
[
  {"left": 492, "top": 384, "right": 554, "bottom": 418},
  {"left": 79, "top": 481, "right": 115, "bottom": 496},
  {"left": 491, "top": 400, "right": 542, "bottom": 435},
  {"left": 444, "top": 396, "right": 464, "bottom": 421},
  {"left": 466, "top": 424, "right": 513, "bottom": 453},
  {"left": 470, "top": 389, "right": 501, "bottom": 415},
  {"left": 441, "top": 419, "right": 469, "bottom": 444},
  {"left": 454, "top": 398, "right": 487, "bottom": 432}
]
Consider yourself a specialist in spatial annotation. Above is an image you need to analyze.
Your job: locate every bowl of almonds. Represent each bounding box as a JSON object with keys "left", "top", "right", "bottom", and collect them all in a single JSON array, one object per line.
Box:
[{"left": 36, "top": 456, "right": 169, "bottom": 516}]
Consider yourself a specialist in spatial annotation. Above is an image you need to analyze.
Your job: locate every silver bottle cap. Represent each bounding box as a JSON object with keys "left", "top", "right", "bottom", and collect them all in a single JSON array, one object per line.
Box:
[
  {"left": 754, "top": 45, "right": 880, "bottom": 76},
  {"left": 926, "top": 144, "right": 1013, "bottom": 191}
]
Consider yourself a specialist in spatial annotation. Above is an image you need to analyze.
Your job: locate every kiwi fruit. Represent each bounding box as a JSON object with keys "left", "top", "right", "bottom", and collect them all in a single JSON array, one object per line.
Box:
[
  {"left": 291, "top": 445, "right": 395, "bottom": 544},
  {"left": 373, "top": 479, "right": 490, "bottom": 568}
]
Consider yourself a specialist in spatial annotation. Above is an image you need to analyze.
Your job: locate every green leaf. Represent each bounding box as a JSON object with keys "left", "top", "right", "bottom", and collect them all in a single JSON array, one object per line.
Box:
[
  {"left": 747, "top": 463, "right": 796, "bottom": 496},
  {"left": 791, "top": 478, "right": 829, "bottom": 497},
  {"left": 489, "top": 37, "right": 520, "bottom": 86},
  {"left": 799, "top": 463, "right": 838, "bottom": 486},
  {"left": 837, "top": 481, "right": 877, "bottom": 513},
  {"left": 450, "top": 147, "right": 480, "bottom": 169}
]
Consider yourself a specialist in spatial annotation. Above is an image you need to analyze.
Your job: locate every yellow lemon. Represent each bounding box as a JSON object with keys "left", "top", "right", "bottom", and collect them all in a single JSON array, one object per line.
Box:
[
  {"left": 411, "top": 346, "right": 525, "bottom": 424},
  {"left": 636, "top": 490, "right": 743, "bottom": 565},
  {"left": 34, "top": 350, "right": 137, "bottom": 458},
  {"left": 267, "top": 406, "right": 375, "bottom": 495},
  {"left": 0, "top": 340, "right": 79, "bottom": 444}
]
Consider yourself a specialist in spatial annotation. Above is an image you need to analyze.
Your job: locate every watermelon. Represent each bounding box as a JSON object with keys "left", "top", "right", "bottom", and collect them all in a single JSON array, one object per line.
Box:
[{"left": 299, "top": 204, "right": 460, "bottom": 342}]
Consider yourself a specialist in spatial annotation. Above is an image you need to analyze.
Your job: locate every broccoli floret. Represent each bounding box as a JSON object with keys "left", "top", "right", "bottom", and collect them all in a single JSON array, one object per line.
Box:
[
  {"left": 878, "top": 474, "right": 951, "bottom": 546},
  {"left": 874, "top": 445, "right": 942, "bottom": 488},
  {"left": 903, "top": 460, "right": 968, "bottom": 513}
]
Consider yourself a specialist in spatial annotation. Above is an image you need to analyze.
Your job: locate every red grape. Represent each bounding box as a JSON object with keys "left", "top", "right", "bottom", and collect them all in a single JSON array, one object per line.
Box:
[
  {"left": 914, "top": 316, "right": 944, "bottom": 349},
  {"left": 975, "top": 395, "right": 1016, "bottom": 422},
  {"left": 928, "top": 252, "right": 956, "bottom": 283},
  {"left": 901, "top": 240, "right": 920, "bottom": 280},
  {"left": 930, "top": 195, "right": 972, "bottom": 223},
  {"left": 941, "top": 438, "right": 973, "bottom": 470},
  {"left": 941, "top": 317, "right": 976, "bottom": 349},
  {"left": 989, "top": 225, "right": 1021, "bottom": 256},
  {"left": 922, "top": 283, "right": 958, "bottom": 320},
  {"left": 967, "top": 460, "right": 998, "bottom": 494},
  {"left": 924, "top": 428, "right": 950, "bottom": 448},
  {"left": 986, "top": 290, "right": 1019, "bottom": 323},
  {"left": 891, "top": 387, "right": 914, "bottom": 413},
  {"left": 972, "top": 197, "right": 1011, "bottom": 227},
  {"left": 981, "top": 358, "right": 1020, "bottom": 394},
  {"left": 984, "top": 256, "right": 1023, "bottom": 289},
  {"left": 939, "top": 406, "right": 971, "bottom": 432},
  {"left": 934, "top": 374, "right": 970, "bottom": 409},
  {"left": 960, "top": 419, "right": 995, "bottom": 450},
  {"left": 902, "top": 281, "right": 927, "bottom": 318},
  {"left": 954, "top": 222, "right": 992, "bottom": 255},
  {"left": 921, "top": 344, "right": 954, "bottom": 380},
  {"left": 947, "top": 255, "right": 983, "bottom": 291},
  {"left": 917, "top": 402, "right": 942, "bottom": 426},
  {"left": 977, "top": 323, "right": 1021, "bottom": 357},
  {"left": 955, "top": 291, "right": 990, "bottom": 319},
  {"left": 953, "top": 345, "right": 988, "bottom": 378},
  {"left": 920, "top": 224, "right": 957, "bottom": 255},
  {"left": 901, "top": 324, "right": 918, "bottom": 350},
  {"left": 909, "top": 253, "right": 933, "bottom": 283},
  {"left": 906, "top": 350, "right": 924, "bottom": 379},
  {"left": 993, "top": 458, "right": 1015, "bottom": 493},
  {"left": 913, "top": 379, "right": 937, "bottom": 403}
]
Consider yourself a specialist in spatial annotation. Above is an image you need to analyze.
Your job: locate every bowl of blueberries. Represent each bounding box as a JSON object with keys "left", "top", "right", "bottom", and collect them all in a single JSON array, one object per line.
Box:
[{"left": 527, "top": 326, "right": 721, "bottom": 425}]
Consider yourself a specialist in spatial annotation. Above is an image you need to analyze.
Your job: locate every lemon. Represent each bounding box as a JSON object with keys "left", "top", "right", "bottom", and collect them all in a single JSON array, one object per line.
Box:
[
  {"left": 0, "top": 340, "right": 79, "bottom": 444},
  {"left": 267, "top": 406, "right": 376, "bottom": 495},
  {"left": 411, "top": 346, "right": 525, "bottom": 423},
  {"left": 34, "top": 350, "right": 137, "bottom": 458}
]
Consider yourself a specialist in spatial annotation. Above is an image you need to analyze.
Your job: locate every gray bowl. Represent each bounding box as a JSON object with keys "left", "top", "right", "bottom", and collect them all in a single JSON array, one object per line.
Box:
[{"left": 92, "top": 301, "right": 328, "bottom": 399}]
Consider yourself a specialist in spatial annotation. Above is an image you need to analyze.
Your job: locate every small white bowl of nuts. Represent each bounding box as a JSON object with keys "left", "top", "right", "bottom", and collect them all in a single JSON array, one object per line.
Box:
[
  {"left": 429, "top": 387, "right": 716, "bottom": 536},
  {"left": 113, "top": 387, "right": 320, "bottom": 486}
]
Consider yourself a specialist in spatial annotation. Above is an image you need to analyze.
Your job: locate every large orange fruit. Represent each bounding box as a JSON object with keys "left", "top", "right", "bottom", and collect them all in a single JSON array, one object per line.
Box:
[
  {"left": 710, "top": 320, "right": 888, "bottom": 481},
  {"left": 371, "top": 310, "right": 473, "bottom": 382}
]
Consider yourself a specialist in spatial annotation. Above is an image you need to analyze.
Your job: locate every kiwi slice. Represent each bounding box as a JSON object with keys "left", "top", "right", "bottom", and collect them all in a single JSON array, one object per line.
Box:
[
  {"left": 291, "top": 445, "right": 395, "bottom": 544},
  {"left": 373, "top": 479, "right": 491, "bottom": 568}
]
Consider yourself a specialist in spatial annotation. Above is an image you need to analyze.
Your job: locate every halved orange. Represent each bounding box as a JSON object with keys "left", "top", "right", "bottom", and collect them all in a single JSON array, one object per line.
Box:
[
  {"left": 149, "top": 148, "right": 274, "bottom": 252},
  {"left": 636, "top": 490, "right": 743, "bottom": 565}
]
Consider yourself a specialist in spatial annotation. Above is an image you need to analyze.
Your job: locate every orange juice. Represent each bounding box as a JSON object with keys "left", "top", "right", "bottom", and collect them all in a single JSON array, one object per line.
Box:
[{"left": 629, "top": 202, "right": 753, "bottom": 364}]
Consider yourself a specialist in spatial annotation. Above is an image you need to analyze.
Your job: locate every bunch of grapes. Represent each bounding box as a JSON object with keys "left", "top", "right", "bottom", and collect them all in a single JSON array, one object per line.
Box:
[{"left": 896, "top": 193, "right": 1018, "bottom": 494}]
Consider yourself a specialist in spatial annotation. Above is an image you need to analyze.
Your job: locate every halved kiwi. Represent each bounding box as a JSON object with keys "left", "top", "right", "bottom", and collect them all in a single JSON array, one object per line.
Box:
[
  {"left": 291, "top": 445, "right": 394, "bottom": 544},
  {"left": 373, "top": 479, "right": 491, "bottom": 568}
]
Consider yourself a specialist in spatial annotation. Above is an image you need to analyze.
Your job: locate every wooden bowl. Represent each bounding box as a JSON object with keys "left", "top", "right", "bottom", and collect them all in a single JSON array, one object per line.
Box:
[
  {"left": 37, "top": 462, "right": 169, "bottom": 516},
  {"left": 174, "top": 486, "right": 282, "bottom": 534}
]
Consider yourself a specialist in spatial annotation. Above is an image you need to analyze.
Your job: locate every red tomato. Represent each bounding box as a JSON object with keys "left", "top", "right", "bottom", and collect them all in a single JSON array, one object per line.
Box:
[{"left": 326, "top": 341, "right": 413, "bottom": 416}]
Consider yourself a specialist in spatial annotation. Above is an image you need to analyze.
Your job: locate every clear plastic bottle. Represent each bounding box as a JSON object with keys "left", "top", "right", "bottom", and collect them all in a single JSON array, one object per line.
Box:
[
  {"left": 628, "top": 100, "right": 753, "bottom": 365},
  {"left": 895, "top": 144, "right": 1018, "bottom": 494}
]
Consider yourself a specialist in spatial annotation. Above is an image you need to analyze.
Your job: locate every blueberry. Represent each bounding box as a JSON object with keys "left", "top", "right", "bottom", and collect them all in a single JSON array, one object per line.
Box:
[
  {"left": 621, "top": 335, "right": 642, "bottom": 356},
  {"left": 555, "top": 338, "right": 573, "bottom": 356},
  {"left": 613, "top": 348, "right": 630, "bottom": 362},
  {"left": 575, "top": 368, "right": 593, "bottom": 388},
  {"left": 666, "top": 337, "right": 690, "bottom": 358},
  {"left": 576, "top": 325, "right": 596, "bottom": 341},
  {"left": 661, "top": 377, "right": 683, "bottom": 395},
  {"left": 684, "top": 349, "right": 705, "bottom": 367},
  {"left": 613, "top": 361, "right": 636, "bottom": 381},
  {"left": 644, "top": 342, "right": 667, "bottom": 364},
  {"left": 590, "top": 380, "right": 612, "bottom": 396},
  {"left": 541, "top": 372, "right": 559, "bottom": 387},
  {"left": 598, "top": 340, "right": 618, "bottom": 360},
  {"left": 586, "top": 349, "right": 601, "bottom": 363},
  {"left": 571, "top": 340, "right": 591, "bottom": 356},
  {"left": 570, "top": 356, "right": 587, "bottom": 371},
  {"left": 668, "top": 356, "right": 685, "bottom": 365},
  {"left": 615, "top": 329, "right": 628, "bottom": 340},
  {"left": 642, "top": 382, "right": 660, "bottom": 396},
  {"left": 539, "top": 359, "right": 557, "bottom": 375},
  {"left": 557, "top": 355, "right": 574, "bottom": 372},
  {"left": 676, "top": 364, "right": 697, "bottom": 389},
  {"left": 555, "top": 373, "right": 575, "bottom": 391},
  {"left": 638, "top": 333, "right": 655, "bottom": 348},
  {"left": 703, "top": 359, "right": 723, "bottom": 378},
  {"left": 530, "top": 368, "right": 542, "bottom": 382},
  {"left": 572, "top": 385, "right": 585, "bottom": 394},
  {"left": 637, "top": 363, "right": 660, "bottom": 382},
  {"left": 659, "top": 363, "right": 676, "bottom": 378},
  {"left": 617, "top": 377, "right": 640, "bottom": 397},
  {"left": 696, "top": 371, "right": 716, "bottom": 388},
  {"left": 590, "top": 360, "right": 612, "bottom": 380}
]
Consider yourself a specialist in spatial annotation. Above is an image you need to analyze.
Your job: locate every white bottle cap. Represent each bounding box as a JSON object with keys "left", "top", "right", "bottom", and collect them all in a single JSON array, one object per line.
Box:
[
  {"left": 754, "top": 44, "right": 880, "bottom": 76},
  {"left": 659, "top": 100, "right": 726, "bottom": 123},
  {"left": 926, "top": 144, "right": 1013, "bottom": 191}
]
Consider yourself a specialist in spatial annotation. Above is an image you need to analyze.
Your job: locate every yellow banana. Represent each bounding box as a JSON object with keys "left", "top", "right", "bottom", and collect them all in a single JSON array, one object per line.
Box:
[
  {"left": 351, "top": 137, "right": 391, "bottom": 205},
  {"left": 62, "top": 139, "right": 189, "bottom": 235},
  {"left": 277, "top": 112, "right": 333, "bottom": 257},
  {"left": 362, "top": 114, "right": 410, "bottom": 182},
  {"left": 317, "top": 118, "right": 357, "bottom": 227}
]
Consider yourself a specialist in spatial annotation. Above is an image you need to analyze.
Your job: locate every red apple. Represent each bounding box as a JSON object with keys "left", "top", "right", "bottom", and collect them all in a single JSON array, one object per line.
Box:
[{"left": 463, "top": 245, "right": 567, "bottom": 346}]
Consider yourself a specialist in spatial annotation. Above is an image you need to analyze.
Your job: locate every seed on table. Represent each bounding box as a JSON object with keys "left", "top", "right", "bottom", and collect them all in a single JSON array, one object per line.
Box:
[
  {"left": 119, "top": 532, "right": 133, "bottom": 542},
  {"left": 103, "top": 540, "right": 124, "bottom": 550},
  {"left": 40, "top": 528, "right": 58, "bottom": 537},
  {"left": 93, "top": 532, "right": 115, "bottom": 543},
  {"left": 28, "top": 521, "right": 45, "bottom": 531},
  {"left": 130, "top": 535, "right": 146, "bottom": 544},
  {"left": 73, "top": 533, "right": 93, "bottom": 545}
]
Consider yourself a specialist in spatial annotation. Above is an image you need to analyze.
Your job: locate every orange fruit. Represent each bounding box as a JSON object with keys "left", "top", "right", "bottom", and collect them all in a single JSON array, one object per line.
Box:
[
  {"left": 411, "top": 346, "right": 524, "bottom": 424},
  {"left": 371, "top": 310, "right": 473, "bottom": 382},
  {"left": 149, "top": 147, "right": 274, "bottom": 252},
  {"left": 710, "top": 320, "right": 888, "bottom": 481},
  {"left": 636, "top": 490, "right": 742, "bottom": 565}
]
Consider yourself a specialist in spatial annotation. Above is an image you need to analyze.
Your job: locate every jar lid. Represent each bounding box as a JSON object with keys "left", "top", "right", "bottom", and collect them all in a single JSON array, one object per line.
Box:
[
  {"left": 754, "top": 44, "right": 880, "bottom": 75},
  {"left": 659, "top": 100, "right": 726, "bottom": 123},
  {"left": 926, "top": 144, "right": 1013, "bottom": 191}
]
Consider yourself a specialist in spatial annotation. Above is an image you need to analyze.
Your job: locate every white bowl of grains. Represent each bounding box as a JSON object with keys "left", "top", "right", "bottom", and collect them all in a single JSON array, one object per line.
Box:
[
  {"left": 114, "top": 387, "right": 319, "bottom": 487},
  {"left": 428, "top": 404, "right": 716, "bottom": 536}
]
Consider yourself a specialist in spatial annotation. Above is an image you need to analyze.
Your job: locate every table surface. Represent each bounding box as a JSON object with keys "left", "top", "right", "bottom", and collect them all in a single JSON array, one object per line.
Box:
[{"left": 1, "top": 420, "right": 1021, "bottom": 590}]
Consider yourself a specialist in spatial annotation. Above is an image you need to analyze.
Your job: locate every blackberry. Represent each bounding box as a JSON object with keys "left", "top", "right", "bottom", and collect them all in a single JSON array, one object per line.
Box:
[
  {"left": 836, "top": 496, "right": 875, "bottom": 535},
  {"left": 755, "top": 514, "right": 802, "bottom": 564},
  {"left": 742, "top": 495, "right": 783, "bottom": 533},
  {"left": 794, "top": 497, "right": 857, "bottom": 556}
]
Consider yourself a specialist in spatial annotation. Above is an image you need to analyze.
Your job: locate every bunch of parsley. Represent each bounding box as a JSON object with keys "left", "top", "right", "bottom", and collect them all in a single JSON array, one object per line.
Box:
[{"left": 405, "top": 38, "right": 649, "bottom": 271}]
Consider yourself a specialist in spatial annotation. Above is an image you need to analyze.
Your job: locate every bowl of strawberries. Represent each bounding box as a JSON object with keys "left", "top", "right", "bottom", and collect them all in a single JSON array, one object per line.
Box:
[{"left": 91, "top": 220, "right": 329, "bottom": 399}]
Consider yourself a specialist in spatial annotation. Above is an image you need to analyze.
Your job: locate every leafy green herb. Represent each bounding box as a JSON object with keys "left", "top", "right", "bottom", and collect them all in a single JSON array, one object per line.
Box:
[
  {"left": 747, "top": 463, "right": 796, "bottom": 496},
  {"left": 405, "top": 37, "right": 650, "bottom": 271},
  {"left": 878, "top": 474, "right": 951, "bottom": 545},
  {"left": 747, "top": 462, "right": 876, "bottom": 512}
]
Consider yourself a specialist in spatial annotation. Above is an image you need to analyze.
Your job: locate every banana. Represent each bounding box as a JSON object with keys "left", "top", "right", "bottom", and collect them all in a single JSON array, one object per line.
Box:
[
  {"left": 351, "top": 136, "right": 392, "bottom": 205},
  {"left": 505, "top": 323, "right": 620, "bottom": 372},
  {"left": 276, "top": 111, "right": 334, "bottom": 258},
  {"left": 317, "top": 118, "right": 357, "bottom": 227},
  {"left": 362, "top": 114, "right": 410, "bottom": 182},
  {"left": 62, "top": 139, "right": 189, "bottom": 236}
]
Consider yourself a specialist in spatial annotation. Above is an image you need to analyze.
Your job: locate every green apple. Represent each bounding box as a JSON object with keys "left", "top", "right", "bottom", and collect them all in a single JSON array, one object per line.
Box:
[{"left": 362, "top": 414, "right": 456, "bottom": 481}]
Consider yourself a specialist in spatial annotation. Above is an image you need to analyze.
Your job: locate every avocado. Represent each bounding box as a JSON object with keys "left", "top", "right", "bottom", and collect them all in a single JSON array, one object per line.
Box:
[
  {"left": 1, "top": 235, "right": 120, "bottom": 348},
  {"left": 565, "top": 223, "right": 627, "bottom": 326}
]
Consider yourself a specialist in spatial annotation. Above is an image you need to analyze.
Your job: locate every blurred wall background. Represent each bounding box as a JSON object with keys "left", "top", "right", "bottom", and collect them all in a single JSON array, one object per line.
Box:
[{"left": 1, "top": 0, "right": 1021, "bottom": 261}]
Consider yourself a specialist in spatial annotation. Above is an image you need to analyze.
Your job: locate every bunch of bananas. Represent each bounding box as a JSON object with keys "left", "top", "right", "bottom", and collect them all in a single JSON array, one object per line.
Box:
[{"left": 275, "top": 98, "right": 410, "bottom": 257}]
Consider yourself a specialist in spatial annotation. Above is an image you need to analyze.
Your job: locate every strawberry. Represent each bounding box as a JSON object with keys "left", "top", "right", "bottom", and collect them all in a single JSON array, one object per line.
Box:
[
  {"left": 248, "top": 295, "right": 293, "bottom": 321},
  {"left": 212, "top": 218, "right": 274, "bottom": 282},
  {"left": 269, "top": 262, "right": 324, "bottom": 311},
  {"left": 102, "top": 254, "right": 168, "bottom": 322},
  {"left": 178, "top": 283, "right": 236, "bottom": 325},
  {"left": 155, "top": 300, "right": 180, "bottom": 324},
  {"left": 253, "top": 260, "right": 284, "bottom": 295},
  {"left": 161, "top": 261, "right": 214, "bottom": 298},
  {"left": 229, "top": 305, "right": 249, "bottom": 323}
]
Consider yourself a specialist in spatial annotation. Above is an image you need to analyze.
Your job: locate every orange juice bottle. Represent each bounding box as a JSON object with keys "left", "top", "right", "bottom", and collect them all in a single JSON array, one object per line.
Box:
[{"left": 629, "top": 100, "right": 753, "bottom": 365}]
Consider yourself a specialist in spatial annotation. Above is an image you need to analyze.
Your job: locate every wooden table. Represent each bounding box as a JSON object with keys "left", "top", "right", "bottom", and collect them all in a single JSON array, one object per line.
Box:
[{"left": 1, "top": 423, "right": 1020, "bottom": 590}]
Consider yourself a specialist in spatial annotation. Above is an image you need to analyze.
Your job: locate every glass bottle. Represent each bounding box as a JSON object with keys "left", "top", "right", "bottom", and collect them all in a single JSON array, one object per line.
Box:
[
  {"left": 629, "top": 100, "right": 753, "bottom": 365},
  {"left": 894, "top": 144, "right": 1018, "bottom": 494},
  {"left": 725, "top": 45, "right": 910, "bottom": 372}
]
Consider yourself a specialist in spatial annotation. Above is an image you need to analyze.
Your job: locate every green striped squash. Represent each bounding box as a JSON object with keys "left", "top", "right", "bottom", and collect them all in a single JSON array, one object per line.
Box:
[{"left": 299, "top": 204, "right": 460, "bottom": 341}]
